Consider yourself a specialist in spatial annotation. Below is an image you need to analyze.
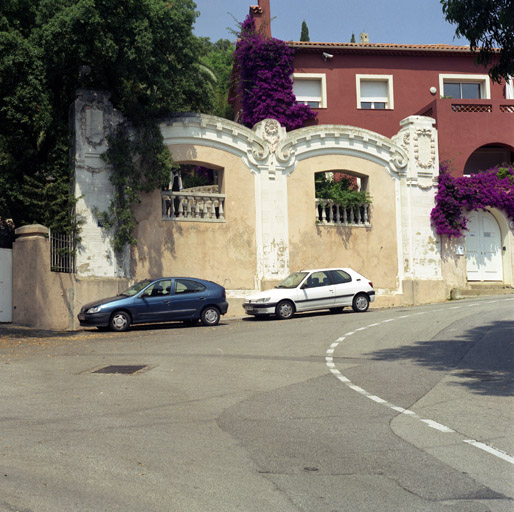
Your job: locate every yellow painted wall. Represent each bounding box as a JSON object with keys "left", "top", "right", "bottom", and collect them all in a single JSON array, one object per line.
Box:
[
  {"left": 287, "top": 155, "right": 398, "bottom": 290},
  {"left": 132, "top": 145, "right": 257, "bottom": 290},
  {"left": 13, "top": 225, "right": 129, "bottom": 330}
]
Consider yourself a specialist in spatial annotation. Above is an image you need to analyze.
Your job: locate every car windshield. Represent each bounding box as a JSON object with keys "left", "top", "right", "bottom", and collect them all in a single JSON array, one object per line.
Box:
[
  {"left": 276, "top": 272, "right": 308, "bottom": 289},
  {"left": 119, "top": 280, "right": 153, "bottom": 297}
]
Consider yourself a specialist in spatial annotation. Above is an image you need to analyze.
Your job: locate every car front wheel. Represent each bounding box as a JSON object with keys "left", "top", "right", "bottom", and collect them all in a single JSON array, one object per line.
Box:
[
  {"left": 201, "top": 306, "right": 220, "bottom": 326},
  {"left": 110, "top": 311, "right": 131, "bottom": 332},
  {"left": 352, "top": 294, "right": 369, "bottom": 313},
  {"left": 276, "top": 300, "right": 295, "bottom": 320}
]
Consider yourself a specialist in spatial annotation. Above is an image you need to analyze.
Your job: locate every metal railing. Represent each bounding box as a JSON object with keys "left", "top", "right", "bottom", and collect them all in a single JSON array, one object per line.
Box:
[{"left": 50, "top": 231, "right": 76, "bottom": 273}]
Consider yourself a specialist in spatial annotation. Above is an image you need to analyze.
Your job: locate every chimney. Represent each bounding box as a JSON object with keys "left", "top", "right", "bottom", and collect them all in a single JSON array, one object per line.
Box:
[
  {"left": 359, "top": 32, "right": 369, "bottom": 44},
  {"left": 250, "top": 0, "right": 272, "bottom": 38}
]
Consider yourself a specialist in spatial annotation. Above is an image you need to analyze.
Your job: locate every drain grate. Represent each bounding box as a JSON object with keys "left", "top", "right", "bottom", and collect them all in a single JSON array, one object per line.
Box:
[{"left": 92, "top": 365, "right": 148, "bottom": 375}]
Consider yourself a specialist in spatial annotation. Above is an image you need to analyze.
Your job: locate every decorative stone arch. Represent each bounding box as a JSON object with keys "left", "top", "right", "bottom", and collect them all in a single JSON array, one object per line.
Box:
[
  {"left": 278, "top": 123, "right": 408, "bottom": 179},
  {"left": 160, "top": 113, "right": 266, "bottom": 173},
  {"left": 280, "top": 125, "right": 409, "bottom": 232},
  {"left": 157, "top": 115, "right": 438, "bottom": 292}
]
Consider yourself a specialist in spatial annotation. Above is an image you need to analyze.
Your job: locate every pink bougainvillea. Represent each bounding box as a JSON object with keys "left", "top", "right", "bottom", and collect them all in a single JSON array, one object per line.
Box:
[
  {"left": 431, "top": 162, "right": 514, "bottom": 237},
  {"left": 233, "top": 16, "right": 316, "bottom": 131}
]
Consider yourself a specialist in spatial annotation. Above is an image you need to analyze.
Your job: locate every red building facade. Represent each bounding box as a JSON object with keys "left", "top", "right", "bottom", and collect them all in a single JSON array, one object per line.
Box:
[{"left": 246, "top": 1, "right": 514, "bottom": 177}]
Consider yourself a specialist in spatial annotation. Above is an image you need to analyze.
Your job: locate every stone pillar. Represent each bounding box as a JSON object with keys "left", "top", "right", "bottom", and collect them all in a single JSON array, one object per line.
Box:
[
  {"left": 70, "top": 89, "right": 128, "bottom": 278},
  {"left": 12, "top": 224, "right": 77, "bottom": 329},
  {"left": 249, "top": 119, "right": 291, "bottom": 288},
  {"left": 393, "top": 115, "right": 445, "bottom": 302},
  {"left": 12, "top": 225, "right": 49, "bottom": 326}
]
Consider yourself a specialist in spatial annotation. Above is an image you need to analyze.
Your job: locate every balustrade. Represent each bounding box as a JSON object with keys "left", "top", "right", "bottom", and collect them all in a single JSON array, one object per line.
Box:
[
  {"left": 316, "top": 198, "right": 370, "bottom": 226},
  {"left": 161, "top": 191, "right": 225, "bottom": 222}
]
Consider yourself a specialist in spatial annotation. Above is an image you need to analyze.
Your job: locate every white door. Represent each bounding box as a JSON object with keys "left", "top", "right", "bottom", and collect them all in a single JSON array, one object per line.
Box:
[
  {"left": 0, "top": 248, "right": 13, "bottom": 322},
  {"left": 465, "top": 210, "right": 503, "bottom": 281},
  {"left": 296, "top": 270, "right": 335, "bottom": 311}
]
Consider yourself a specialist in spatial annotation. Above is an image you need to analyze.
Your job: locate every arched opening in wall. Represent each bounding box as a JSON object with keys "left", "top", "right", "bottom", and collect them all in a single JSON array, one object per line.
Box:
[
  {"left": 314, "top": 170, "right": 371, "bottom": 226},
  {"left": 463, "top": 144, "right": 514, "bottom": 175},
  {"left": 465, "top": 209, "right": 504, "bottom": 282},
  {"left": 161, "top": 164, "right": 225, "bottom": 221}
]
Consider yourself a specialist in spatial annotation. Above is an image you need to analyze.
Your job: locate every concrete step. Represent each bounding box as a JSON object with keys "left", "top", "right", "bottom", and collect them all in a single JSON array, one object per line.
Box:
[{"left": 450, "top": 284, "right": 514, "bottom": 300}]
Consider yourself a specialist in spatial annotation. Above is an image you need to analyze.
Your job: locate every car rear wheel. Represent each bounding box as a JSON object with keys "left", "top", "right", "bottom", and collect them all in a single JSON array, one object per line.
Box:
[
  {"left": 201, "top": 306, "right": 220, "bottom": 326},
  {"left": 352, "top": 294, "right": 369, "bottom": 313},
  {"left": 276, "top": 300, "right": 295, "bottom": 320},
  {"left": 110, "top": 311, "right": 131, "bottom": 332}
]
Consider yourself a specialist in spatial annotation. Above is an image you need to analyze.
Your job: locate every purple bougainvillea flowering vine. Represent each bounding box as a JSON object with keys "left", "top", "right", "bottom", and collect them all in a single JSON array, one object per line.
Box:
[
  {"left": 234, "top": 16, "right": 316, "bottom": 131},
  {"left": 431, "top": 162, "right": 514, "bottom": 237}
]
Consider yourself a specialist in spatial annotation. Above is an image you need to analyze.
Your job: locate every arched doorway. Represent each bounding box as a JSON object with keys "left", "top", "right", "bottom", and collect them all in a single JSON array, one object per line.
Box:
[
  {"left": 465, "top": 210, "right": 503, "bottom": 281},
  {"left": 464, "top": 144, "right": 513, "bottom": 175}
]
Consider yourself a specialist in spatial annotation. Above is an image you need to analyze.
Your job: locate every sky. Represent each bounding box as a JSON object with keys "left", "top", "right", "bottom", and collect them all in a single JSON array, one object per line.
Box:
[{"left": 192, "top": 0, "right": 469, "bottom": 46}]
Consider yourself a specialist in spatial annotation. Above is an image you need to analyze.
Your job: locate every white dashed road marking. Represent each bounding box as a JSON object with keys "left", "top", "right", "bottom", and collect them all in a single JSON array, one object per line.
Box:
[
  {"left": 325, "top": 298, "right": 514, "bottom": 465},
  {"left": 420, "top": 419, "right": 455, "bottom": 433},
  {"left": 464, "top": 440, "right": 514, "bottom": 465}
]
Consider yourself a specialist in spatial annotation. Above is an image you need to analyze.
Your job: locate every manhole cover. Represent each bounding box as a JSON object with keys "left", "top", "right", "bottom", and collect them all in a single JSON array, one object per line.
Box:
[{"left": 92, "top": 365, "right": 149, "bottom": 375}]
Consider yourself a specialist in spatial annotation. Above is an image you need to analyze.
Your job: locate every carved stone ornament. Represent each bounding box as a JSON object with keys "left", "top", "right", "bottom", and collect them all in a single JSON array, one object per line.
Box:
[
  {"left": 262, "top": 119, "right": 281, "bottom": 154},
  {"left": 401, "top": 132, "right": 410, "bottom": 151},
  {"left": 249, "top": 139, "right": 269, "bottom": 163},
  {"left": 82, "top": 106, "right": 106, "bottom": 147},
  {"left": 413, "top": 129, "right": 435, "bottom": 170},
  {"left": 249, "top": 119, "right": 288, "bottom": 165},
  {"left": 391, "top": 149, "right": 408, "bottom": 171},
  {"left": 409, "top": 176, "right": 437, "bottom": 190}
]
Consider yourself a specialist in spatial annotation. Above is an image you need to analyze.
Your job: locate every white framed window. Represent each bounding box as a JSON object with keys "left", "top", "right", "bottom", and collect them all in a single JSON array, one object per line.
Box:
[
  {"left": 292, "top": 73, "right": 327, "bottom": 108},
  {"left": 356, "top": 74, "right": 394, "bottom": 109},
  {"left": 439, "top": 74, "right": 491, "bottom": 99}
]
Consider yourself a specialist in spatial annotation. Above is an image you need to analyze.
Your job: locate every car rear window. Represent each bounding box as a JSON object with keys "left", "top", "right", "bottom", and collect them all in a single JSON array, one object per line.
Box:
[
  {"left": 330, "top": 270, "right": 352, "bottom": 284},
  {"left": 175, "top": 279, "right": 206, "bottom": 294}
]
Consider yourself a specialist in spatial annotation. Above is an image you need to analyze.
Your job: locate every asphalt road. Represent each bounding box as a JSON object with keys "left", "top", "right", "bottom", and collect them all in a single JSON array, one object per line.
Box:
[{"left": 0, "top": 296, "right": 513, "bottom": 511}]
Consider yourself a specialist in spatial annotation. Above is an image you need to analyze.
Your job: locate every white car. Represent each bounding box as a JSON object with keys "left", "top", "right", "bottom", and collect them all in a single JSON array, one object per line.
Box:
[{"left": 243, "top": 268, "right": 375, "bottom": 320}]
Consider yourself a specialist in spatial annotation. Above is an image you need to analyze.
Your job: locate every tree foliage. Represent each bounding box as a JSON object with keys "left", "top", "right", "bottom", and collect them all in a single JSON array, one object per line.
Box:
[
  {"left": 198, "top": 37, "right": 235, "bottom": 119},
  {"left": 315, "top": 172, "right": 371, "bottom": 207},
  {"left": 300, "top": 20, "right": 310, "bottom": 42},
  {"left": 441, "top": 0, "right": 514, "bottom": 82},
  {"left": 0, "top": 0, "right": 213, "bottom": 239}
]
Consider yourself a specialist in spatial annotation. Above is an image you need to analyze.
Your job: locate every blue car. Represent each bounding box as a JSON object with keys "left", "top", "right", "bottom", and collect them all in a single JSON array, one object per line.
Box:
[{"left": 78, "top": 277, "right": 229, "bottom": 332}]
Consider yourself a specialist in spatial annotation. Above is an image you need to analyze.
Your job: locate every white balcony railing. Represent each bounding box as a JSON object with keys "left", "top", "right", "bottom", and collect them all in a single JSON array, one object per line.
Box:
[
  {"left": 161, "top": 191, "right": 225, "bottom": 222},
  {"left": 316, "top": 199, "right": 370, "bottom": 226}
]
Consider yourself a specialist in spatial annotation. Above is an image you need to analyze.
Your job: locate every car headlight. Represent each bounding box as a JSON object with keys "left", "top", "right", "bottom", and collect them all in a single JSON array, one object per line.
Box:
[
  {"left": 86, "top": 306, "right": 102, "bottom": 314},
  {"left": 254, "top": 297, "right": 271, "bottom": 303}
]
